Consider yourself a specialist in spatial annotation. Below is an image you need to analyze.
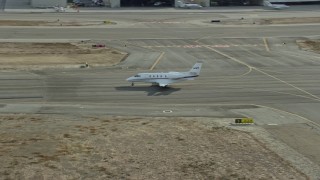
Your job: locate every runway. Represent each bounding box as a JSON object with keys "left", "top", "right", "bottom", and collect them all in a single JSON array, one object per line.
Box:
[
  {"left": 0, "top": 25, "right": 320, "bottom": 40},
  {"left": 1, "top": 9, "right": 320, "bottom": 169},
  {"left": 1, "top": 37, "right": 319, "bottom": 119}
]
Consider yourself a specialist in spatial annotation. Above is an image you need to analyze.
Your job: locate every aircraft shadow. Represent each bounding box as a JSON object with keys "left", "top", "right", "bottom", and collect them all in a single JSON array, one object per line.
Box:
[{"left": 115, "top": 86, "right": 181, "bottom": 96}]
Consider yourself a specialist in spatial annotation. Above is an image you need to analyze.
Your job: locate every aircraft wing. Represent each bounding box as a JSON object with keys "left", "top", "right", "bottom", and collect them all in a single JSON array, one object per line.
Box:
[
  {"left": 154, "top": 79, "right": 174, "bottom": 87},
  {"left": 279, "top": 4, "right": 289, "bottom": 8},
  {"left": 273, "top": 5, "right": 289, "bottom": 9}
]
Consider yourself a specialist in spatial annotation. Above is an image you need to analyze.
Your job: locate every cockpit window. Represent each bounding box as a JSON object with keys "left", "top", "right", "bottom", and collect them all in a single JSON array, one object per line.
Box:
[{"left": 134, "top": 75, "right": 141, "bottom": 77}]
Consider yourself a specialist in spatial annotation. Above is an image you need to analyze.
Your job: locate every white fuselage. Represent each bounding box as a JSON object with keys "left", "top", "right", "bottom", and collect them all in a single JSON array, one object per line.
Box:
[
  {"left": 177, "top": 1, "right": 202, "bottom": 9},
  {"left": 127, "top": 72, "right": 195, "bottom": 83}
]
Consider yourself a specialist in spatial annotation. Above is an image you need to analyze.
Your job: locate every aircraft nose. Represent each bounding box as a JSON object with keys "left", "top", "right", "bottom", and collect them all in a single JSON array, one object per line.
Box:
[{"left": 126, "top": 77, "right": 133, "bottom": 81}]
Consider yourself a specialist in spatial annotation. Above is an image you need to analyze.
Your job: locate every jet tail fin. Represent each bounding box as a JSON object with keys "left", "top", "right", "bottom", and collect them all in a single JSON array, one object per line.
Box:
[
  {"left": 189, "top": 62, "right": 202, "bottom": 76},
  {"left": 177, "top": 1, "right": 184, "bottom": 7},
  {"left": 263, "top": 0, "right": 272, "bottom": 6}
]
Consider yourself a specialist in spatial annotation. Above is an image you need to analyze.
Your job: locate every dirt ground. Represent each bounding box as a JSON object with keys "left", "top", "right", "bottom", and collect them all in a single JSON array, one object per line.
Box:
[
  {"left": 212, "top": 17, "right": 320, "bottom": 26},
  {"left": 297, "top": 40, "right": 320, "bottom": 53},
  {"left": 0, "top": 114, "right": 307, "bottom": 179},
  {"left": 260, "top": 17, "right": 320, "bottom": 25},
  {"left": 0, "top": 20, "right": 116, "bottom": 26},
  {"left": 0, "top": 42, "right": 127, "bottom": 70}
]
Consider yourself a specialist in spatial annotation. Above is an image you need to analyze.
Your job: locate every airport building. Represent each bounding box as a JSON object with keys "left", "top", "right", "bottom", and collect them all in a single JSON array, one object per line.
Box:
[
  {"left": 8, "top": 0, "right": 320, "bottom": 8},
  {"left": 31, "top": 0, "right": 67, "bottom": 8}
]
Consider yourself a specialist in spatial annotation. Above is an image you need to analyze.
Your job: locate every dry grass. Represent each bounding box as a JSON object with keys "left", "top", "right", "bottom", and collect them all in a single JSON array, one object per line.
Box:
[
  {"left": 0, "top": 42, "right": 127, "bottom": 70},
  {"left": 0, "top": 20, "right": 114, "bottom": 26},
  {"left": 0, "top": 114, "right": 307, "bottom": 179},
  {"left": 297, "top": 40, "right": 320, "bottom": 53},
  {"left": 260, "top": 17, "right": 320, "bottom": 25}
]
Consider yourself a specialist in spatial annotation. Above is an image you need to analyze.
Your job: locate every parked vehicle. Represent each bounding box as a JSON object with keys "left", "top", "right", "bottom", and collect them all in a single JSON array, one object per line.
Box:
[
  {"left": 92, "top": 0, "right": 105, "bottom": 7},
  {"left": 73, "top": 0, "right": 85, "bottom": 7},
  {"left": 154, "top": 1, "right": 167, "bottom": 6}
]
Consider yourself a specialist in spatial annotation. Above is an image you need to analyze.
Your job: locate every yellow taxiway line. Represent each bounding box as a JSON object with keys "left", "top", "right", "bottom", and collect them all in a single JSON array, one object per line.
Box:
[
  {"left": 150, "top": 51, "right": 165, "bottom": 70},
  {"left": 263, "top": 37, "right": 270, "bottom": 52}
]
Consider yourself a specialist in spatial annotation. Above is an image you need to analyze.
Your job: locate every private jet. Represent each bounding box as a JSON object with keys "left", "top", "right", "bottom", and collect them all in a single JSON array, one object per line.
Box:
[
  {"left": 263, "top": 0, "right": 289, "bottom": 9},
  {"left": 53, "top": 6, "right": 65, "bottom": 12},
  {"left": 177, "top": 1, "right": 203, "bottom": 9},
  {"left": 126, "top": 63, "right": 202, "bottom": 87}
]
